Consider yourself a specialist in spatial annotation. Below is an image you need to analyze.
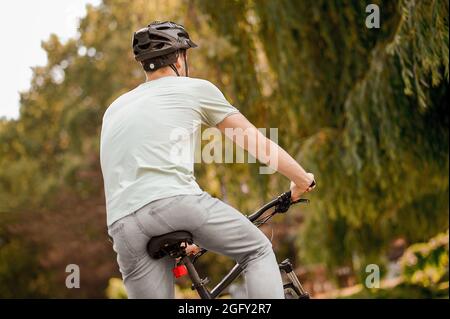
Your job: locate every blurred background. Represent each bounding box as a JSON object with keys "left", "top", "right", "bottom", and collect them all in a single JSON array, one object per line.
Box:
[{"left": 0, "top": 0, "right": 448, "bottom": 299}]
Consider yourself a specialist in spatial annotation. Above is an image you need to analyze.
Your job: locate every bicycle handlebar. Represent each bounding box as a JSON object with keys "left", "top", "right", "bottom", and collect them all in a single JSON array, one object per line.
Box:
[
  {"left": 247, "top": 191, "right": 289, "bottom": 222},
  {"left": 247, "top": 190, "right": 309, "bottom": 222}
]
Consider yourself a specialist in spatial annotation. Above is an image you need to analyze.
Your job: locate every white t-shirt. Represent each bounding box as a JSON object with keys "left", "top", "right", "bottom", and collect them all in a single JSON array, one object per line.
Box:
[{"left": 100, "top": 76, "right": 239, "bottom": 226}]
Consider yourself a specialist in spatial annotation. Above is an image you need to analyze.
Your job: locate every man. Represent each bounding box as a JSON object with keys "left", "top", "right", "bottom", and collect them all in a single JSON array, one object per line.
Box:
[{"left": 100, "top": 21, "right": 316, "bottom": 299}]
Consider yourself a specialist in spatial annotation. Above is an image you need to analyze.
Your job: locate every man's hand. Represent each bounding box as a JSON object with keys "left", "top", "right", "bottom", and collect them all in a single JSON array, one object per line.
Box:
[{"left": 290, "top": 173, "right": 315, "bottom": 201}]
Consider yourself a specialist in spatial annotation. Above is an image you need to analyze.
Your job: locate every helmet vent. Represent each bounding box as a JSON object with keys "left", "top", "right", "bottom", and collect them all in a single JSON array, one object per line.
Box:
[
  {"left": 149, "top": 34, "right": 168, "bottom": 41},
  {"left": 138, "top": 43, "right": 151, "bottom": 50}
]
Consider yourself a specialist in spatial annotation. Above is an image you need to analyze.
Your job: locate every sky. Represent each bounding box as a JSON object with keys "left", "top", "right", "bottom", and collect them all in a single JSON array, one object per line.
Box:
[{"left": 0, "top": 0, "right": 101, "bottom": 120}]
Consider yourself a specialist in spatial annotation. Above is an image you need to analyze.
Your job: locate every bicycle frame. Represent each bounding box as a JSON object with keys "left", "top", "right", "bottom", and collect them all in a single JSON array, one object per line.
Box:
[{"left": 179, "top": 191, "right": 310, "bottom": 299}]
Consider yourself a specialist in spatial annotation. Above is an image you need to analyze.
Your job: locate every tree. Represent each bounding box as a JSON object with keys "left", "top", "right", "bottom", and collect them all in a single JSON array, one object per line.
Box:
[{"left": 196, "top": 0, "right": 449, "bottom": 276}]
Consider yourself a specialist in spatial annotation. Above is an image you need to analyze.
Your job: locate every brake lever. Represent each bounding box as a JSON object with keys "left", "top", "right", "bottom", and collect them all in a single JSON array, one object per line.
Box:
[
  {"left": 274, "top": 191, "right": 310, "bottom": 213},
  {"left": 274, "top": 192, "right": 292, "bottom": 213}
]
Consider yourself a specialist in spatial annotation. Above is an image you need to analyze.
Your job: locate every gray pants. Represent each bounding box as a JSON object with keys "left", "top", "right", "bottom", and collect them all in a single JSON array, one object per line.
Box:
[{"left": 107, "top": 192, "right": 285, "bottom": 299}]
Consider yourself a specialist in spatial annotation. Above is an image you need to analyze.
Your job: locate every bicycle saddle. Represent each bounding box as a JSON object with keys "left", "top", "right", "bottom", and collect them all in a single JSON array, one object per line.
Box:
[{"left": 147, "top": 230, "right": 193, "bottom": 259}]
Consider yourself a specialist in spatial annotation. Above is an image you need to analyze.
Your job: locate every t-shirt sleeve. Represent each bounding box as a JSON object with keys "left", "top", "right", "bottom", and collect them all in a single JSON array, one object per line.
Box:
[{"left": 194, "top": 80, "right": 240, "bottom": 127}]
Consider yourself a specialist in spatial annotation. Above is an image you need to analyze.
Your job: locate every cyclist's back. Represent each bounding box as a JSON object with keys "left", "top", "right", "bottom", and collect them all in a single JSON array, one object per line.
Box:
[{"left": 100, "top": 76, "right": 238, "bottom": 226}]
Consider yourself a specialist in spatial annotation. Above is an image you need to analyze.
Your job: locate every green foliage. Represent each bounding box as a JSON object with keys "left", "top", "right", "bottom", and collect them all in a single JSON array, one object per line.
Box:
[
  {"left": 400, "top": 231, "right": 449, "bottom": 287},
  {"left": 345, "top": 282, "right": 448, "bottom": 299},
  {"left": 105, "top": 277, "right": 127, "bottom": 299},
  {"left": 199, "top": 0, "right": 449, "bottom": 277},
  {"left": 347, "top": 231, "right": 449, "bottom": 299},
  {"left": 0, "top": 239, "right": 49, "bottom": 298}
]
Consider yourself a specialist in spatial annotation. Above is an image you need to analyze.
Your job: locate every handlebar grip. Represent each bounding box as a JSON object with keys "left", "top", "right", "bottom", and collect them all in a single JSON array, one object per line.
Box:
[{"left": 285, "top": 190, "right": 310, "bottom": 204}]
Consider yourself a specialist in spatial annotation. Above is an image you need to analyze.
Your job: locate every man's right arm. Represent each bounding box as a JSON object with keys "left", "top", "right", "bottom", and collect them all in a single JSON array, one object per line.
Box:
[{"left": 216, "top": 113, "right": 315, "bottom": 200}]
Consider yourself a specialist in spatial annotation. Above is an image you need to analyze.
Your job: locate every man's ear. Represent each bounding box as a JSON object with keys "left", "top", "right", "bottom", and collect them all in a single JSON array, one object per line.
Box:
[{"left": 174, "top": 53, "right": 183, "bottom": 69}]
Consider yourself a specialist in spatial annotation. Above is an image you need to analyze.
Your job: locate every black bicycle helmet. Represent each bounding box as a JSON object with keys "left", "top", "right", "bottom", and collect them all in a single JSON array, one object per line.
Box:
[{"left": 132, "top": 21, "right": 197, "bottom": 76}]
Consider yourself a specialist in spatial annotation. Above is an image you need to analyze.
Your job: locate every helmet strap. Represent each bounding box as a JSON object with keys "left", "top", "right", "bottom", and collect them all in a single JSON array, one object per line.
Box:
[
  {"left": 183, "top": 51, "right": 189, "bottom": 77},
  {"left": 168, "top": 50, "right": 188, "bottom": 77},
  {"left": 169, "top": 64, "right": 180, "bottom": 76}
]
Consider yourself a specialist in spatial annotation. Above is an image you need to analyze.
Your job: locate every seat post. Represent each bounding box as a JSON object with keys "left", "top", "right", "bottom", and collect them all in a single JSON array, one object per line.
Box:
[{"left": 181, "top": 255, "right": 212, "bottom": 299}]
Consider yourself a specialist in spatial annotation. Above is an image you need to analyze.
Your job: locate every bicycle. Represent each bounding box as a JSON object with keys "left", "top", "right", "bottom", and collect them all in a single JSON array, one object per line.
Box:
[{"left": 146, "top": 190, "right": 311, "bottom": 299}]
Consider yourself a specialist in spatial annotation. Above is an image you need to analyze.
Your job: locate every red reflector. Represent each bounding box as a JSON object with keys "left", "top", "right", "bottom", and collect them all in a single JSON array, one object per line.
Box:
[{"left": 172, "top": 265, "right": 188, "bottom": 278}]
